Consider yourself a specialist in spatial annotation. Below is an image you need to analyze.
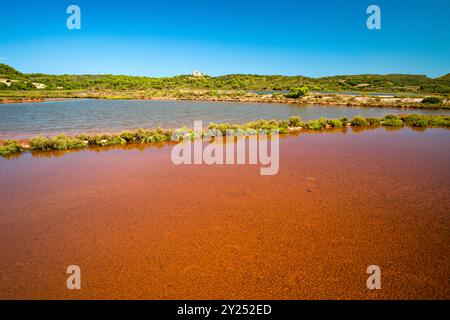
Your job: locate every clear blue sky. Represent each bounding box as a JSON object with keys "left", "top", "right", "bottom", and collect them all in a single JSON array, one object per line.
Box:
[{"left": 0, "top": 0, "right": 449, "bottom": 77}]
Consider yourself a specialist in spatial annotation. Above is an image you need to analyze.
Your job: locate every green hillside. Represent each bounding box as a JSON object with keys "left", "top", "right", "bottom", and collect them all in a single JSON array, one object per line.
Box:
[
  {"left": 0, "top": 63, "right": 24, "bottom": 79},
  {"left": 0, "top": 64, "right": 449, "bottom": 94},
  {"left": 436, "top": 73, "right": 450, "bottom": 80}
]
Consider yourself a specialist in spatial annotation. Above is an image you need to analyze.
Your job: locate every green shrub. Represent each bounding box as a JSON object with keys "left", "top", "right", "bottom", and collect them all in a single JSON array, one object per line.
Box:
[
  {"left": 381, "top": 114, "right": 404, "bottom": 127},
  {"left": 89, "top": 134, "right": 108, "bottom": 145},
  {"left": 164, "top": 129, "right": 173, "bottom": 139},
  {"left": 286, "top": 86, "right": 309, "bottom": 98},
  {"left": 208, "top": 123, "right": 230, "bottom": 135},
  {"left": 30, "top": 135, "right": 86, "bottom": 150},
  {"left": 319, "top": 117, "right": 328, "bottom": 126},
  {"left": 278, "top": 127, "right": 289, "bottom": 134},
  {"left": 384, "top": 114, "right": 400, "bottom": 120},
  {"left": 382, "top": 118, "right": 404, "bottom": 127},
  {"left": 427, "top": 115, "right": 450, "bottom": 127},
  {"left": 366, "top": 117, "right": 381, "bottom": 126},
  {"left": 152, "top": 128, "right": 170, "bottom": 142},
  {"left": 0, "top": 140, "right": 24, "bottom": 155},
  {"left": 412, "top": 119, "right": 429, "bottom": 127},
  {"left": 172, "top": 127, "right": 193, "bottom": 140},
  {"left": 105, "top": 135, "right": 127, "bottom": 145},
  {"left": 120, "top": 131, "right": 135, "bottom": 142},
  {"left": 305, "top": 119, "right": 325, "bottom": 130},
  {"left": 278, "top": 120, "right": 289, "bottom": 129},
  {"left": 132, "top": 128, "right": 169, "bottom": 143},
  {"left": 246, "top": 119, "right": 279, "bottom": 131},
  {"left": 326, "top": 119, "right": 343, "bottom": 128},
  {"left": 139, "top": 129, "right": 156, "bottom": 142},
  {"left": 29, "top": 136, "right": 52, "bottom": 150},
  {"left": 422, "top": 97, "right": 442, "bottom": 104},
  {"left": 401, "top": 114, "right": 428, "bottom": 127},
  {"left": 51, "top": 134, "right": 87, "bottom": 150},
  {"left": 350, "top": 116, "right": 368, "bottom": 126},
  {"left": 89, "top": 134, "right": 126, "bottom": 146},
  {"left": 75, "top": 134, "right": 90, "bottom": 141},
  {"left": 288, "top": 116, "right": 303, "bottom": 127},
  {"left": 267, "top": 119, "right": 279, "bottom": 128}
]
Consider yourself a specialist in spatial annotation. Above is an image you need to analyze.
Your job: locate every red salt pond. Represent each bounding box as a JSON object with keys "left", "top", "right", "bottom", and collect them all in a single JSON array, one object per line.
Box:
[{"left": 0, "top": 127, "right": 449, "bottom": 299}]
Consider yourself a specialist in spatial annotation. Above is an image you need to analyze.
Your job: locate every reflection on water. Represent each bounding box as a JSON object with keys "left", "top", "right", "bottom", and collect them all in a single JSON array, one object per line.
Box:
[
  {"left": 0, "top": 99, "right": 448, "bottom": 139},
  {"left": 28, "top": 141, "right": 172, "bottom": 159}
]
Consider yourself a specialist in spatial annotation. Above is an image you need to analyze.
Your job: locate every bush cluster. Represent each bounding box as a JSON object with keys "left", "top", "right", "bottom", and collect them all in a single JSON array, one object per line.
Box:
[
  {"left": 30, "top": 134, "right": 87, "bottom": 151},
  {"left": 0, "top": 140, "right": 24, "bottom": 155}
]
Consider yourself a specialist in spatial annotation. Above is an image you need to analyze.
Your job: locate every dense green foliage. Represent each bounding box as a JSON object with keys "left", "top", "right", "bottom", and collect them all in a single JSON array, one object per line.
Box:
[
  {"left": 30, "top": 134, "right": 88, "bottom": 150},
  {"left": 288, "top": 116, "right": 303, "bottom": 127},
  {"left": 305, "top": 119, "right": 325, "bottom": 130},
  {"left": 351, "top": 116, "right": 368, "bottom": 126},
  {"left": 286, "top": 86, "right": 309, "bottom": 98},
  {"left": 401, "top": 114, "right": 428, "bottom": 127},
  {"left": 422, "top": 97, "right": 443, "bottom": 104},
  {"left": 0, "top": 140, "right": 24, "bottom": 155},
  {"left": 1, "top": 64, "right": 449, "bottom": 94},
  {"left": 366, "top": 117, "right": 381, "bottom": 126},
  {"left": 326, "top": 119, "right": 344, "bottom": 128},
  {"left": 380, "top": 114, "right": 403, "bottom": 127},
  {"left": 0, "top": 64, "right": 23, "bottom": 79}
]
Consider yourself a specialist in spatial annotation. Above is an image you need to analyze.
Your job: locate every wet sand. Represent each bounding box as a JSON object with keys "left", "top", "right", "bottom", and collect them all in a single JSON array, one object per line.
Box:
[{"left": 0, "top": 128, "right": 449, "bottom": 299}]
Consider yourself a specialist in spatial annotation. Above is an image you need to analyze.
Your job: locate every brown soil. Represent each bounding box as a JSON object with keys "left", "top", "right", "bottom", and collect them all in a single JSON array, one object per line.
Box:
[{"left": 0, "top": 98, "right": 44, "bottom": 104}]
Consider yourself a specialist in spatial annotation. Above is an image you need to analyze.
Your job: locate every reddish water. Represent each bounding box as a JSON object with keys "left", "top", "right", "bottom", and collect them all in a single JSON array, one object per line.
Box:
[{"left": 0, "top": 128, "right": 449, "bottom": 299}]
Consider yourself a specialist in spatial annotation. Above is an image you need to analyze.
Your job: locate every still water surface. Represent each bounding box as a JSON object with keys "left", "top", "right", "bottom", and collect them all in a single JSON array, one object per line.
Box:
[{"left": 0, "top": 128, "right": 449, "bottom": 298}]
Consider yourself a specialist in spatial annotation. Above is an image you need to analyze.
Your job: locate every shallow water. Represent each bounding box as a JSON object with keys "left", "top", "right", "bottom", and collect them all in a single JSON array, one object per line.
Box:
[
  {"left": 0, "top": 99, "right": 448, "bottom": 139},
  {"left": 0, "top": 127, "right": 449, "bottom": 299}
]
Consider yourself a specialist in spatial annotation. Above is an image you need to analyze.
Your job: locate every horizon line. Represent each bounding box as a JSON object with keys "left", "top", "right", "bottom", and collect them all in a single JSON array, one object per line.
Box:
[{"left": 1, "top": 64, "right": 448, "bottom": 80}]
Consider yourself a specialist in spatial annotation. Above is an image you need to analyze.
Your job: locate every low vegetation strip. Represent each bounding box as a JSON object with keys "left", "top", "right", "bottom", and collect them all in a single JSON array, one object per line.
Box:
[
  {"left": 1, "top": 114, "right": 449, "bottom": 157},
  {"left": 1, "top": 89, "right": 448, "bottom": 110}
]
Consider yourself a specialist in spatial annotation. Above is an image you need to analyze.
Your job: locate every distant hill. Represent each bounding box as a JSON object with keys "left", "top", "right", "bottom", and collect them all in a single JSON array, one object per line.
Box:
[
  {"left": 0, "top": 63, "right": 23, "bottom": 78},
  {"left": 436, "top": 73, "right": 450, "bottom": 81},
  {"left": 0, "top": 64, "right": 448, "bottom": 94}
]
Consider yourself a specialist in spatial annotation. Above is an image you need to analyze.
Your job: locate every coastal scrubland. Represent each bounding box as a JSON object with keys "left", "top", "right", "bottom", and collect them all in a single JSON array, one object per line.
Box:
[
  {"left": 2, "top": 63, "right": 450, "bottom": 93},
  {"left": 1, "top": 63, "right": 450, "bottom": 109}
]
